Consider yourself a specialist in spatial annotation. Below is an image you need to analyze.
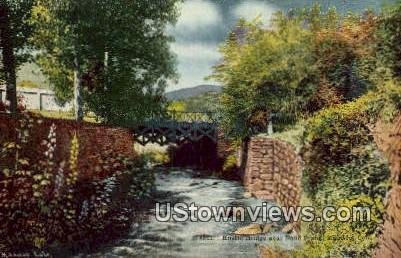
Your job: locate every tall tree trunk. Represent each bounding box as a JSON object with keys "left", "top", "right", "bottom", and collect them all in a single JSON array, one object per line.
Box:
[
  {"left": 104, "top": 51, "right": 109, "bottom": 71},
  {"left": 73, "top": 53, "right": 83, "bottom": 121},
  {"left": 0, "top": 4, "right": 17, "bottom": 115}
]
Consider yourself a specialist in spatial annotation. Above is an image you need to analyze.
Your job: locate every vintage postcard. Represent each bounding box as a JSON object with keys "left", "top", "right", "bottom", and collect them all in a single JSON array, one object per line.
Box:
[{"left": 0, "top": 0, "right": 399, "bottom": 257}]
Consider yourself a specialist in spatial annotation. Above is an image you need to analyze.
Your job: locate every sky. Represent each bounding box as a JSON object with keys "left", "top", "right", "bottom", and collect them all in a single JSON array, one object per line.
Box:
[{"left": 167, "top": 0, "right": 394, "bottom": 92}]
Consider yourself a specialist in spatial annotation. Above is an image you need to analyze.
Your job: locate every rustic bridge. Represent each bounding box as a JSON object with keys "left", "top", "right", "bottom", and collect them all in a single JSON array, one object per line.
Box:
[{"left": 132, "top": 110, "right": 218, "bottom": 145}]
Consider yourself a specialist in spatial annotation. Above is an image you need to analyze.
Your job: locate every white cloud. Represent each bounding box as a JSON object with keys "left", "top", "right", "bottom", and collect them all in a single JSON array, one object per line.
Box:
[
  {"left": 172, "top": 63, "right": 215, "bottom": 90},
  {"left": 232, "top": 1, "right": 277, "bottom": 25},
  {"left": 167, "top": 0, "right": 223, "bottom": 90},
  {"left": 176, "top": 0, "right": 221, "bottom": 31},
  {"left": 168, "top": 42, "right": 220, "bottom": 90},
  {"left": 171, "top": 42, "right": 219, "bottom": 61}
]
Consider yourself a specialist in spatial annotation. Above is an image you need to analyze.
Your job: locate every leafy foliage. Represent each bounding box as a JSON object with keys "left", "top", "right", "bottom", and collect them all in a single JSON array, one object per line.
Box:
[
  {"left": 211, "top": 16, "right": 317, "bottom": 140},
  {"left": 0, "top": 0, "right": 37, "bottom": 113},
  {"left": 30, "top": 0, "right": 180, "bottom": 124},
  {"left": 220, "top": 154, "right": 239, "bottom": 180},
  {"left": 0, "top": 0, "right": 36, "bottom": 66},
  {"left": 305, "top": 7, "right": 378, "bottom": 104},
  {"left": 302, "top": 81, "right": 401, "bottom": 194},
  {"left": 211, "top": 6, "right": 384, "bottom": 141},
  {"left": 135, "top": 150, "right": 170, "bottom": 167},
  {"left": 375, "top": 3, "right": 401, "bottom": 79},
  {"left": 314, "top": 145, "right": 390, "bottom": 202},
  {"left": 296, "top": 79, "right": 399, "bottom": 257},
  {"left": 296, "top": 195, "right": 386, "bottom": 258},
  {"left": 168, "top": 100, "right": 187, "bottom": 112}
]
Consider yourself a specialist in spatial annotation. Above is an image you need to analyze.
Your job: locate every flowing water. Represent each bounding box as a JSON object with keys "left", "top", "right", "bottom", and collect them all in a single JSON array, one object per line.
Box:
[{"left": 79, "top": 169, "right": 297, "bottom": 258}]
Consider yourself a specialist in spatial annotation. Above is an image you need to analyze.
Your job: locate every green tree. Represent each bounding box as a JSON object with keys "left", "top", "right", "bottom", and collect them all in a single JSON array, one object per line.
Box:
[
  {"left": 31, "top": 0, "right": 179, "bottom": 123},
  {"left": 375, "top": 2, "right": 401, "bottom": 80},
  {"left": 210, "top": 16, "right": 317, "bottom": 140},
  {"left": 0, "top": 0, "right": 36, "bottom": 114},
  {"left": 30, "top": 0, "right": 82, "bottom": 119},
  {"left": 305, "top": 7, "right": 378, "bottom": 105},
  {"left": 211, "top": 7, "right": 379, "bottom": 140}
]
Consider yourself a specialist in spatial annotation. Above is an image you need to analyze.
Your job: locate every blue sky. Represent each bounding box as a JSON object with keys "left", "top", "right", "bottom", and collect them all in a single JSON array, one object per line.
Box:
[{"left": 167, "top": 0, "right": 393, "bottom": 92}]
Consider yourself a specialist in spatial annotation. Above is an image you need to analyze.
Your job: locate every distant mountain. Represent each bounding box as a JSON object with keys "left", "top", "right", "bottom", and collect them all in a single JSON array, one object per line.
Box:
[{"left": 166, "top": 85, "right": 221, "bottom": 101}]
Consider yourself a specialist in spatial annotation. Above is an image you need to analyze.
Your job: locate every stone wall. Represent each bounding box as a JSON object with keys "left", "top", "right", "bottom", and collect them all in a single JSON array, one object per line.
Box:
[
  {"left": 242, "top": 137, "right": 303, "bottom": 208},
  {"left": 0, "top": 114, "right": 136, "bottom": 179},
  {"left": 373, "top": 116, "right": 401, "bottom": 258}
]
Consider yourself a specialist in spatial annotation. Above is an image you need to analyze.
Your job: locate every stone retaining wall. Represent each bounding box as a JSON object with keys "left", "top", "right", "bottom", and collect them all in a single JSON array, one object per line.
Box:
[
  {"left": 242, "top": 137, "right": 303, "bottom": 208},
  {"left": 0, "top": 114, "right": 136, "bottom": 179}
]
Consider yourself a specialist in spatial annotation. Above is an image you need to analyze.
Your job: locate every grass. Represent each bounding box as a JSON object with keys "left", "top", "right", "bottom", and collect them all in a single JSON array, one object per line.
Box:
[
  {"left": 259, "top": 121, "right": 305, "bottom": 151},
  {"left": 30, "top": 110, "right": 99, "bottom": 123}
]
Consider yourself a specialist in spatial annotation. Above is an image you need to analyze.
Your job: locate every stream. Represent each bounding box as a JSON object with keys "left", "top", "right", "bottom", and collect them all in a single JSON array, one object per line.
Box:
[{"left": 77, "top": 169, "right": 297, "bottom": 258}]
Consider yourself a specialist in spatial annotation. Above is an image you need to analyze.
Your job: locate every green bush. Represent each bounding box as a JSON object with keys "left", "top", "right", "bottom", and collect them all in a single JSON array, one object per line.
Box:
[
  {"left": 135, "top": 150, "right": 170, "bottom": 167},
  {"left": 221, "top": 154, "right": 238, "bottom": 179},
  {"left": 151, "top": 151, "right": 170, "bottom": 165},
  {"left": 302, "top": 81, "right": 401, "bottom": 195},
  {"left": 314, "top": 145, "right": 390, "bottom": 204},
  {"left": 302, "top": 94, "right": 373, "bottom": 194},
  {"left": 268, "top": 121, "right": 305, "bottom": 151},
  {"left": 296, "top": 81, "right": 396, "bottom": 257},
  {"left": 296, "top": 195, "right": 385, "bottom": 258}
]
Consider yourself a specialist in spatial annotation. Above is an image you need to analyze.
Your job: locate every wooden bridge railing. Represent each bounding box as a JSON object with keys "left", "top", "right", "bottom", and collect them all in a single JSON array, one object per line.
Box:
[
  {"left": 132, "top": 110, "right": 219, "bottom": 145},
  {"left": 165, "top": 110, "right": 218, "bottom": 124}
]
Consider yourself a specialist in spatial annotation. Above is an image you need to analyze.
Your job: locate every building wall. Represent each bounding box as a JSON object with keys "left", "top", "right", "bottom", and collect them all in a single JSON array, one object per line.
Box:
[{"left": 0, "top": 87, "right": 72, "bottom": 112}]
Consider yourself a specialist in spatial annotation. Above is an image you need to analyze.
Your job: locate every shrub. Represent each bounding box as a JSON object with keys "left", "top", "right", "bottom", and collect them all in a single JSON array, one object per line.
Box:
[
  {"left": 302, "top": 81, "right": 401, "bottom": 194},
  {"left": 302, "top": 95, "right": 373, "bottom": 193},
  {"left": 268, "top": 121, "right": 305, "bottom": 151},
  {"left": 134, "top": 149, "right": 170, "bottom": 167},
  {"left": 220, "top": 154, "right": 238, "bottom": 179},
  {"left": 296, "top": 81, "right": 397, "bottom": 256},
  {"left": 313, "top": 144, "right": 390, "bottom": 204},
  {"left": 375, "top": 3, "right": 401, "bottom": 79},
  {"left": 151, "top": 151, "right": 170, "bottom": 165},
  {"left": 296, "top": 195, "right": 385, "bottom": 258}
]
